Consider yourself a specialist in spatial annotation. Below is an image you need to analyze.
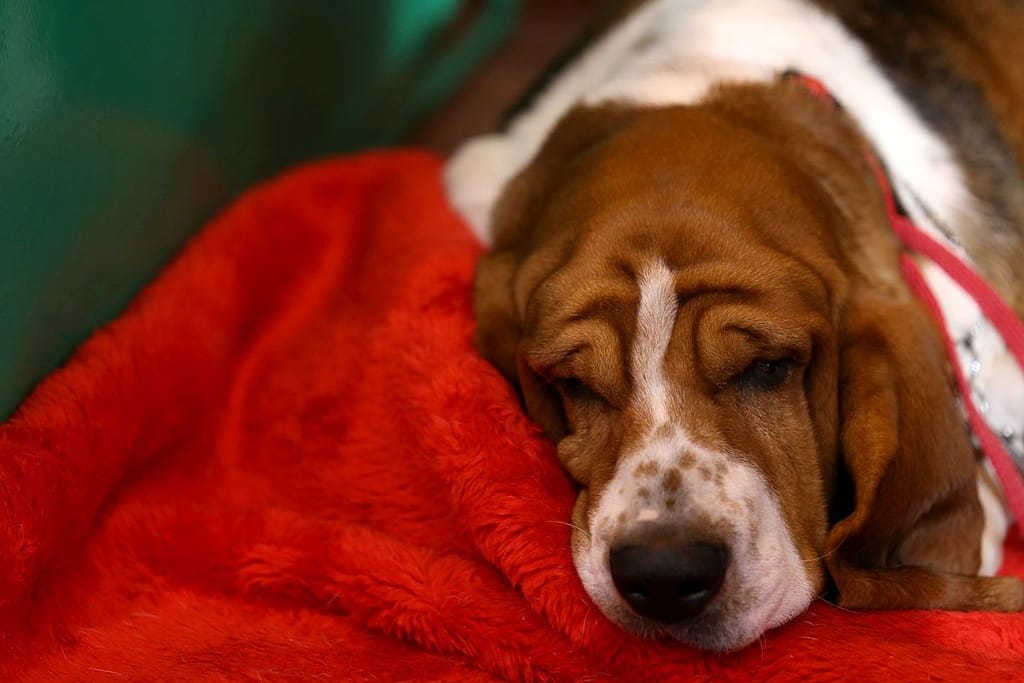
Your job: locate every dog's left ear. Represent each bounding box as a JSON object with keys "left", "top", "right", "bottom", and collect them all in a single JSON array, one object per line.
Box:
[{"left": 826, "top": 284, "right": 1024, "bottom": 611}]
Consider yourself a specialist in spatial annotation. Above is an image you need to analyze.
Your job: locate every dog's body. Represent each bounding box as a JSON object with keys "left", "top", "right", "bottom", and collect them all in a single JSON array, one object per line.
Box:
[{"left": 445, "top": 0, "right": 1024, "bottom": 651}]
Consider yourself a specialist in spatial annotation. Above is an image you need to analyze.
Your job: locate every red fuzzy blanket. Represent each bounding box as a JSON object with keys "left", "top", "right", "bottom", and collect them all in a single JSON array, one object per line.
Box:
[{"left": 2, "top": 152, "right": 1023, "bottom": 681}]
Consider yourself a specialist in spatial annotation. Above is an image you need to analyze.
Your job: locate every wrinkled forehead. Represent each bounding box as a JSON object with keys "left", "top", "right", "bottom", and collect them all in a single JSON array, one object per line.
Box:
[
  {"left": 524, "top": 250, "right": 827, "bottom": 366},
  {"left": 519, "top": 119, "right": 839, "bottom": 310}
]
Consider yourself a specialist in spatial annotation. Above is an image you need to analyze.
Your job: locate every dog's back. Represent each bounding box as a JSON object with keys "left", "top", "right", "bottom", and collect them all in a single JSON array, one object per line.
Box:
[{"left": 811, "top": 0, "right": 1024, "bottom": 312}]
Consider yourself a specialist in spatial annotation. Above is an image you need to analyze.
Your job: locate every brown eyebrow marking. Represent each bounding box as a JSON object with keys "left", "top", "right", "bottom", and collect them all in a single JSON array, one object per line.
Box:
[
  {"left": 563, "top": 291, "right": 636, "bottom": 324},
  {"left": 671, "top": 260, "right": 763, "bottom": 302},
  {"left": 523, "top": 344, "right": 585, "bottom": 373},
  {"left": 722, "top": 322, "right": 807, "bottom": 354}
]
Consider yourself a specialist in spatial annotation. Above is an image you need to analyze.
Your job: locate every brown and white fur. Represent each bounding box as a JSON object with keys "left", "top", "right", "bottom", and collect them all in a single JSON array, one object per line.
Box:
[{"left": 446, "top": 0, "right": 1024, "bottom": 652}]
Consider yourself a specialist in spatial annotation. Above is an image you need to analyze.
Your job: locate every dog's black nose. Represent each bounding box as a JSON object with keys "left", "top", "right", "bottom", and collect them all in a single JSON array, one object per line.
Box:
[{"left": 609, "top": 542, "right": 729, "bottom": 622}]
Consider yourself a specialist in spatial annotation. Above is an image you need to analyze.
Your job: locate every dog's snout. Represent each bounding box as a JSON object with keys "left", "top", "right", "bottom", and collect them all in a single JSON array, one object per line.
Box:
[{"left": 609, "top": 541, "right": 729, "bottom": 623}]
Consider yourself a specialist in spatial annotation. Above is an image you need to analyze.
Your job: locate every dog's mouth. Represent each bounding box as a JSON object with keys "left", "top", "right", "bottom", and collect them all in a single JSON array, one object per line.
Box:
[{"left": 568, "top": 445, "right": 816, "bottom": 652}]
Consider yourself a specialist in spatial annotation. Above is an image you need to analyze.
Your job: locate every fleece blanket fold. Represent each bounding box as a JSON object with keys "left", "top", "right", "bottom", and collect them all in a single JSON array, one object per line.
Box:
[{"left": 2, "top": 152, "right": 1023, "bottom": 681}]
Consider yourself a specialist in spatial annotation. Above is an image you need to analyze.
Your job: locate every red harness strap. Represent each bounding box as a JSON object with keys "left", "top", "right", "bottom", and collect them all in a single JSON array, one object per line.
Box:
[{"left": 793, "top": 73, "right": 1024, "bottom": 524}]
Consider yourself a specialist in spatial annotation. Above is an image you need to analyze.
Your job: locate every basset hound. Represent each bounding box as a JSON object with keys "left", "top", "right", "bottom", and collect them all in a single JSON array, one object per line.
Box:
[{"left": 445, "top": 0, "right": 1024, "bottom": 652}]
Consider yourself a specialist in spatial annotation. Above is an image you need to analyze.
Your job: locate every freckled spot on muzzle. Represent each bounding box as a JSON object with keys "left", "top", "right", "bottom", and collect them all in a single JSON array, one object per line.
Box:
[{"left": 634, "top": 460, "right": 659, "bottom": 477}]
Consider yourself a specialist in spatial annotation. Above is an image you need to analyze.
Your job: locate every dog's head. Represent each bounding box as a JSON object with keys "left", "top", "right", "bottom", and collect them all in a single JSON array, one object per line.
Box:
[{"left": 470, "top": 85, "right": 1018, "bottom": 651}]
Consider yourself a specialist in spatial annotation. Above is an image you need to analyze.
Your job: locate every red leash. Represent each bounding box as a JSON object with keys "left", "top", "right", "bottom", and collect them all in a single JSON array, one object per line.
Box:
[{"left": 794, "top": 73, "right": 1024, "bottom": 523}]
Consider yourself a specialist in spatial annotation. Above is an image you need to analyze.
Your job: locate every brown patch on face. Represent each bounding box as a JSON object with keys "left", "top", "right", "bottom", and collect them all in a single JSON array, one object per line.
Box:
[
  {"left": 713, "top": 468, "right": 726, "bottom": 487},
  {"left": 637, "top": 487, "right": 651, "bottom": 501},
  {"left": 722, "top": 497, "right": 743, "bottom": 517},
  {"left": 665, "top": 497, "right": 676, "bottom": 510},
  {"left": 698, "top": 464, "right": 713, "bottom": 482},
  {"left": 653, "top": 423, "right": 675, "bottom": 440},
  {"left": 661, "top": 469, "right": 682, "bottom": 493},
  {"left": 678, "top": 452, "right": 697, "bottom": 469},
  {"left": 634, "top": 460, "right": 659, "bottom": 478}
]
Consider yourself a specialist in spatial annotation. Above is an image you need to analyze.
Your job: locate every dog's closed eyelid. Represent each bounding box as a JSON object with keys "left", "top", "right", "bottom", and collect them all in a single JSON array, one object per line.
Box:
[
  {"left": 732, "top": 327, "right": 812, "bottom": 362},
  {"left": 540, "top": 355, "right": 584, "bottom": 382},
  {"left": 556, "top": 376, "right": 601, "bottom": 402},
  {"left": 552, "top": 370, "right": 628, "bottom": 410},
  {"left": 522, "top": 346, "right": 582, "bottom": 376},
  {"left": 533, "top": 349, "right": 611, "bottom": 395}
]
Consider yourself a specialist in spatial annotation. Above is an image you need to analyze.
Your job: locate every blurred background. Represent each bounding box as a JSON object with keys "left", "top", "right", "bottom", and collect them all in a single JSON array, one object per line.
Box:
[{"left": 0, "top": 0, "right": 612, "bottom": 417}]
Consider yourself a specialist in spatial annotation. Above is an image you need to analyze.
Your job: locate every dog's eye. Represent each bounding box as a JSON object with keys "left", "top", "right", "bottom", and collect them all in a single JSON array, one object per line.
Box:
[
  {"left": 738, "top": 358, "right": 793, "bottom": 390},
  {"left": 556, "top": 377, "right": 600, "bottom": 402}
]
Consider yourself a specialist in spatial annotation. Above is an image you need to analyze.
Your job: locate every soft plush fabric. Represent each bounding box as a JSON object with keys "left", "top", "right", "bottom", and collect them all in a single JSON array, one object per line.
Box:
[{"left": 1, "top": 152, "right": 1022, "bottom": 681}]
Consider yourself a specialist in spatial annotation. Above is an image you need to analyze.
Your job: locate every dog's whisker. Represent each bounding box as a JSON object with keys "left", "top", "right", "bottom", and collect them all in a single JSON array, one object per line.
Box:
[
  {"left": 800, "top": 547, "right": 838, "bottom": 564},
  {"left": 544, "top": 519, "right": 591, "bottom": 539},
  {"left": 817, "top": 595, "right": 858, "bottom": 614}
]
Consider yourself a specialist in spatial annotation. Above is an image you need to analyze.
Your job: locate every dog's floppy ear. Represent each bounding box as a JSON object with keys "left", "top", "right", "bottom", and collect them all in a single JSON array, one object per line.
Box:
[
  {"left": 474, "top": 247, "right": 568, "bottom": 442},
  {"left": 472, "top": 105, "right": 638, "bottom": 440},
  {"left": 826, "top": 285, "right": 1024, "bottom": 610},
  {"left": 474, "top": 248, "right": 523, "bottom": 382}
]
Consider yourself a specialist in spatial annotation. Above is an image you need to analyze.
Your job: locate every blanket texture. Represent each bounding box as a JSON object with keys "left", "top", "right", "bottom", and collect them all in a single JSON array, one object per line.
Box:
[{"left": 2, "top": 152, "right": 1023, "bottom": 681}]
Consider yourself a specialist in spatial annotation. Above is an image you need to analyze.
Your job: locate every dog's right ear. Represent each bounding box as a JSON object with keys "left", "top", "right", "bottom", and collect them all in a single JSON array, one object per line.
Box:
[
  {"left": 472, "top": 106, "right": 639, "bottom": 378},
  {"left": 474, "top": 248, "right": 523, "bottom": 382},
  {"left": 471, "top": 105, "right": 639, "bottom": 439}
]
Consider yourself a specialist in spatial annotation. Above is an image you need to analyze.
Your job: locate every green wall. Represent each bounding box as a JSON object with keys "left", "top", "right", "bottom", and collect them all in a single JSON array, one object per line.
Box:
[{"left": 0, "top": 1, "right": 516, "bottom": 417}]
